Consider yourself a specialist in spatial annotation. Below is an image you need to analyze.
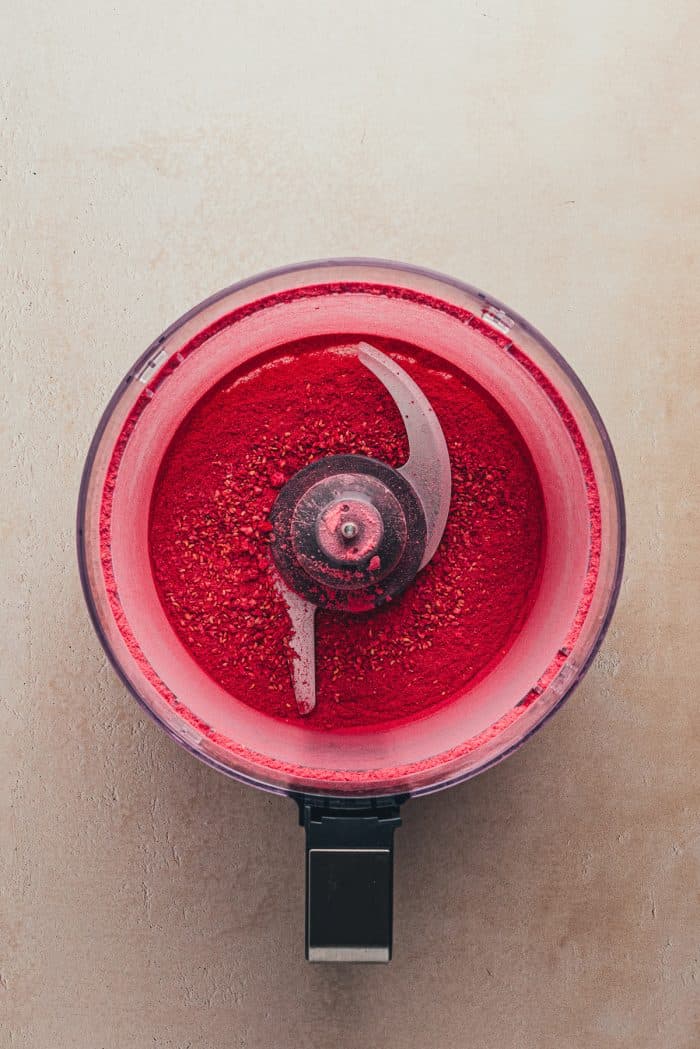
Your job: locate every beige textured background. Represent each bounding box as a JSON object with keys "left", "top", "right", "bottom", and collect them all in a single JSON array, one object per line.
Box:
[{"left": 2, "top": 2, "right": 698, "bottom": 1047}]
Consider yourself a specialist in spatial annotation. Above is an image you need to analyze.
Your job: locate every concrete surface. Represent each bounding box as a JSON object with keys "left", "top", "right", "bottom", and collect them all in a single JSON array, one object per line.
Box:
[{"left": 1, "top": 2, "right": 698, "bottom": 1047}]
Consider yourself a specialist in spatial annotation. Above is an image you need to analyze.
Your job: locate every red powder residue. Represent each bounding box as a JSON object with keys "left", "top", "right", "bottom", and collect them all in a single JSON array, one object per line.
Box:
[
  {"left": 147, "top": 334, "right": 546, "bottom": 731},
  {"left": 98, "top": 281, "right": 603, "bottom": 788}
]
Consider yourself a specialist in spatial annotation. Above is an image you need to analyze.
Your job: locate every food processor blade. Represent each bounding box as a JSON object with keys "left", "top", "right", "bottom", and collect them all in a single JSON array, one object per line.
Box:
[{"left": 275, "top": 342, "right": 452, "bottom": 714}]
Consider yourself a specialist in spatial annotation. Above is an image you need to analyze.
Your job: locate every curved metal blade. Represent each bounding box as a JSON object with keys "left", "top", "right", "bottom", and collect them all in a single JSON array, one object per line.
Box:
[
  {"left": 274, "top": 578, "right": 317, "bottom": 715},
  {"left": 358, "top": 342, "right": 451, "bottom": 568},
  {"left": 273, "top": 343, "right": 451, "bottom": 715}
]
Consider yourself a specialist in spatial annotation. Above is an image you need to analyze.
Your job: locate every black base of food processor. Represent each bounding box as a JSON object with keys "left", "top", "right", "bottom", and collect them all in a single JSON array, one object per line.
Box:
[{"left": 295, "top": 794, "right": 408, "bottom": 962}]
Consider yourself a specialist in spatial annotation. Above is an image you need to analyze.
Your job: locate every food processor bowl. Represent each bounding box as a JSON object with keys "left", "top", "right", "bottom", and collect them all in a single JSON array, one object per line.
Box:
[{"left": 78, "top": 259, "right": 625, "bottom": 960}]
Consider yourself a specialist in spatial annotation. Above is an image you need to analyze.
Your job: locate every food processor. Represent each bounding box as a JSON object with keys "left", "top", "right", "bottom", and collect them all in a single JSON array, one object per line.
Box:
[{"left": 78, "top": 260, "right": 625, "bottom": 961}]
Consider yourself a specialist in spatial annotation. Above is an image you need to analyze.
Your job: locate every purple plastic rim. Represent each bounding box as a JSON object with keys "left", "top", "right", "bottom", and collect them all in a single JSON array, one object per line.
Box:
[{"left": 77, "top": 258, "right": 626, "bottom": 801}]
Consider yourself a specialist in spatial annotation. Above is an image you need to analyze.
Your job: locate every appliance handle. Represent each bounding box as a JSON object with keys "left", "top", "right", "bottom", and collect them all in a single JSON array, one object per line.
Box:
[{"left": 296, "top": 796, "right": 405, "bottom": 962}]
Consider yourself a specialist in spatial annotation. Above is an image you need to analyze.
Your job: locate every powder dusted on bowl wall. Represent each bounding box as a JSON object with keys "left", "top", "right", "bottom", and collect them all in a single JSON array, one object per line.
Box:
[{"left": 148, "top": 335, "right": 546, "bottom": 731}]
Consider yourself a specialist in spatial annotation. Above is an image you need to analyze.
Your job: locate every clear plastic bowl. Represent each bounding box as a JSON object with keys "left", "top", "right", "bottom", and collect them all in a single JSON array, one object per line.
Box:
[{"left": 77, "top": 260, "right": 625, "bottom": 798}]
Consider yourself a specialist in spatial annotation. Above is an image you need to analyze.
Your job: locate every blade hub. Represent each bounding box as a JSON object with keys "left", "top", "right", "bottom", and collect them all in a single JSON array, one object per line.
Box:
[{"left": 270, "top": 454, "right": 427, "bottom": 611}]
